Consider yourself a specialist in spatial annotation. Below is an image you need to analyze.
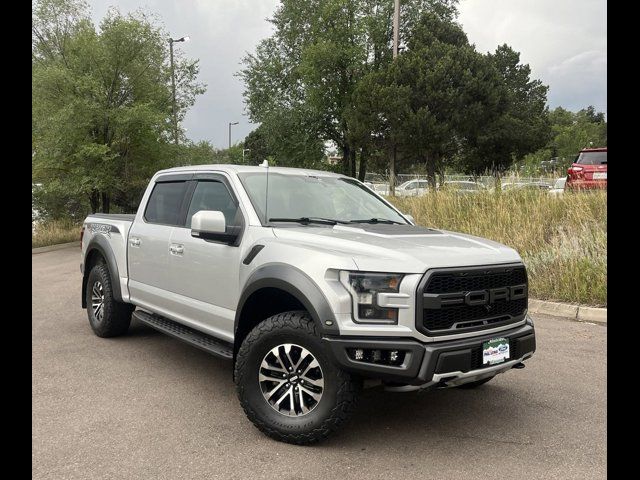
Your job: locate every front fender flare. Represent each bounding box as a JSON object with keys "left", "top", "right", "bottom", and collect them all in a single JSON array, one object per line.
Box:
[{"left": 235, "top": 264, "right": 340, "bottom": 336}]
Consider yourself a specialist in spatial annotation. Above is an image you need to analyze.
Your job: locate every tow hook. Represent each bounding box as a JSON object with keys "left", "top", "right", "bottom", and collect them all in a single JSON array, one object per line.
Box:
[{"left": 512, "top": 362, "right": 526, "bottom": 369}]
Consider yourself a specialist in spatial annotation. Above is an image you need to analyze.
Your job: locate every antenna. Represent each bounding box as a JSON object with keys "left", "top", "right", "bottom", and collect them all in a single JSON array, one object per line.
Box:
[{"left": 260, "top": 160, "right": 269, "bottom": 224}]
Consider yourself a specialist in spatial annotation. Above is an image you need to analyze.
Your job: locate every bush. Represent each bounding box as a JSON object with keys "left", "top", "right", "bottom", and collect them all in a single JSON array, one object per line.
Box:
[
  {"left": 32, "top": 219, "right": 81, "bottom": 248},
  {"left": 388, "top": 190, "right": 606, "bottom": 306}
]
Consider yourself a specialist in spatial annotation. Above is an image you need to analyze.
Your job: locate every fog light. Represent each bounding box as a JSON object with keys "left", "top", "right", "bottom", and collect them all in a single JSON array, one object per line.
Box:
[
  {"left": 390, "top": 350, "right": 398, "bottom": 362},
  {"left": 354, "top": 349, "right": 364, "bottom": 360}
]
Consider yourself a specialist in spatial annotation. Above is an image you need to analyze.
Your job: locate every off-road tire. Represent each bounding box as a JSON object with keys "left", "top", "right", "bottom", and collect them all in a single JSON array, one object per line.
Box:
[
  {"left": 235, "top": 311, "right": 360, "bottom": 444},
  {"left": 85, "top": 263, "right": 133, "bottom": 338}
]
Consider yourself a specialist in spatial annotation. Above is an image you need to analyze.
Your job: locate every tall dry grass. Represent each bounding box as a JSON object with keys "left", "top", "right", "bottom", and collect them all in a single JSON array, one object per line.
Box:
[
  {"left": 32, "top": 219, "right": 81, "bottom": 248},
  {"left": 389, "top": 190, "right": 607, "bottom": 306}
]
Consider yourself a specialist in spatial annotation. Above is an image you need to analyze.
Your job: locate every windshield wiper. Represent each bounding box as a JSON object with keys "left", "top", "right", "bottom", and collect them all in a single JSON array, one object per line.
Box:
[
  {"left": 268, "top": 217, "right": 348, "bottom": 226},
  {"left": 348, "top": 218, "right": 404, "bottom": 225}
]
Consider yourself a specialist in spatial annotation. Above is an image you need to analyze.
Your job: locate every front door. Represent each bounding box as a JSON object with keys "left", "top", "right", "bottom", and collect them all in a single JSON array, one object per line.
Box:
[{"left": 165, "top": 175, "right": 245, "bottom": 341}]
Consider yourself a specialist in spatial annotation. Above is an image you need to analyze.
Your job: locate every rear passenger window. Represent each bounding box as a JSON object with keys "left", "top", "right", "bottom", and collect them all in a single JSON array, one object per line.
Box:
[
  {"left": 186, "top": 181, "right": 240, "bottom": 228},
  {"left": 144, "top": 181, "right": 188, "bottom": 225}
]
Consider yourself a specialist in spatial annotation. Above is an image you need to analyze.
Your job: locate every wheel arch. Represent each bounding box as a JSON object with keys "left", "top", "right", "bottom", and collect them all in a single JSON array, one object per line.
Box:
[
  {"left": 81, "top": 236, "right": 123, "bottom": 308},
  {"left": 234, "top": 265, "right": 339, "bottom": 358}
]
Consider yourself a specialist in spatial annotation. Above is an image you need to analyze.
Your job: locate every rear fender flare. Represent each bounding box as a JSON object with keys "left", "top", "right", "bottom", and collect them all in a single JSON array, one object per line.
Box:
[{"left": 81, "top": 235, "right": 123, "bottom": 307}]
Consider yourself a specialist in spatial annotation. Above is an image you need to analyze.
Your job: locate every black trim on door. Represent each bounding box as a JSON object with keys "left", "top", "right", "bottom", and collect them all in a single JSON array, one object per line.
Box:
[{"left": 176, "top": 180, "right": 197, "bottom": 228}]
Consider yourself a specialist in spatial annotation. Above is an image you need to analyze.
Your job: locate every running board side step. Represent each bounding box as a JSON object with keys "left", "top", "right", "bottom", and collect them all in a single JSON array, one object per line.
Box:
[{"left": 132, "top": 310, "right": 233, "bottom": 360}]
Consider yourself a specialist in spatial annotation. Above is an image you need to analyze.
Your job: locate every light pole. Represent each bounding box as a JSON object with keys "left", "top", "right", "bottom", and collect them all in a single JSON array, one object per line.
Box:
[
  {"left": 242, "top": 148, "right": 251, "bottom": 163},
  {"left": 228, "top": 121, "right": 239, "bottom": 149},
  {"left": 168, "top": 35, "right": 190, "bottom": 145}
]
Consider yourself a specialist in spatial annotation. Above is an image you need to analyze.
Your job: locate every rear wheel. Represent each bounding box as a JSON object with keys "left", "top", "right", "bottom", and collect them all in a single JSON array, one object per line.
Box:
[
  {"left": 85, "top": 263, "right": 133, "bottom": 337},
  {"left": 234, "top": 311, "right": 360, "bottom": 444}
]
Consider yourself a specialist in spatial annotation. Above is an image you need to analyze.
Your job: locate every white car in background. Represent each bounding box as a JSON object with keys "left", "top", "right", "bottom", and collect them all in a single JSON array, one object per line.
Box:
[
  {"left": 395, "top": 179, "right": 430, "bottom": 197},
  {"left": 549, "top": 177, "right": 566, "bottom": 196}
]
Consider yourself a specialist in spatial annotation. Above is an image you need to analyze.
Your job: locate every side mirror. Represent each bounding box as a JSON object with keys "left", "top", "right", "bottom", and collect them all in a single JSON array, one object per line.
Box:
[
  {"left": 191, "top": 210, "right": 226, "bottom": 234},
  {"left": 404, "top": 214, "right": 415, "bottom": 224},
  {"left": 191, "top": 210, "right": 240, "bottom": 244}
]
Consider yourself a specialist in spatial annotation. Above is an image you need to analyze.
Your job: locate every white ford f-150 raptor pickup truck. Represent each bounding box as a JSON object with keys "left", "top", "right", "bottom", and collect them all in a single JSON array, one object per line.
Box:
[{"left": 80, "top": 164, "right": 536, "bottom": 444}]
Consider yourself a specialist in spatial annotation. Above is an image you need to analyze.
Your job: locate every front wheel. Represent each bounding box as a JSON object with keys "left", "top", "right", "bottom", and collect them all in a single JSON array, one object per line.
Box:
[
  {"left": 234, "top": 311, "right": 360, "bottom": 444},
  {"left": 85, "top": 263, "right": 133, "bottom": 338}
]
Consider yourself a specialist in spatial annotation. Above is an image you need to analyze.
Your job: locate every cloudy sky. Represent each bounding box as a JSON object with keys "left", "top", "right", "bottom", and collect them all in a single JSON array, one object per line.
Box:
[{"left": 88, "top": 0, "right": 607, "bottom": 148}]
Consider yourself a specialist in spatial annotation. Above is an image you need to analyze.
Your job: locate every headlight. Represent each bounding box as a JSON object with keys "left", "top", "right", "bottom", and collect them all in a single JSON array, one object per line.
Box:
[{"left": 339, "top": 272, "right": 404, "bottom": 324}]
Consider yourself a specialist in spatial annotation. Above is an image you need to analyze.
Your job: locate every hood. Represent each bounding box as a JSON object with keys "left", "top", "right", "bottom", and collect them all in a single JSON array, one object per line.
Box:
[{"left": 272, "top": 224, "right": 522, "bottom": 273}]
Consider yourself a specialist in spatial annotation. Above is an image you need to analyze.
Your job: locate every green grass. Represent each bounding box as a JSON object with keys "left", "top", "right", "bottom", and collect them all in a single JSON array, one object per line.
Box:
[
  {"left": 388, "top": 190, "right": 607, "bottom": 307},
  {"left": 32, "top": 219, "right": 81, "bottom": 249}
]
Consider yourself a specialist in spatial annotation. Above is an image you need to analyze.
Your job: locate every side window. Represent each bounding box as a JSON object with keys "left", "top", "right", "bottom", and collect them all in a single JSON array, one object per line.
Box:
[
  {"left": 186, "top": 180, "right": 240, "bottom": 228},
  {"left": 144, "top": 181, "right": 188, "bottom": 226}
]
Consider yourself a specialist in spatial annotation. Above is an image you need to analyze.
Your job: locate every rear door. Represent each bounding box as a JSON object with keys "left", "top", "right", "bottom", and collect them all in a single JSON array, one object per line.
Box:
[{"left": 127, "top": 175, "right": 192, "bottom": 311}]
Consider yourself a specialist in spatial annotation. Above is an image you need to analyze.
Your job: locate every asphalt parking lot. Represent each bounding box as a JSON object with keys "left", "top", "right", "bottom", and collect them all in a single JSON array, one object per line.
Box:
[{"left": 32, "top": 246, "right": 606, "bottom": 479}]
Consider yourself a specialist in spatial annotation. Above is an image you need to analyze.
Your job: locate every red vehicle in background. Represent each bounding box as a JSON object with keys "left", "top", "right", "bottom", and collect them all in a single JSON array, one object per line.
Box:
[{"left": 566, "top": 147, "right": 607, "bottom": 190}]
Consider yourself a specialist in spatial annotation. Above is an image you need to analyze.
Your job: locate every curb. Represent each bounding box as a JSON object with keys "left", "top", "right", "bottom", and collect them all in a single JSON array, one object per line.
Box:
[
  {"left": 32, "top": 241, "right": 80, "bottom": 255},
  {"left": 529, "top": 299, "right": 606, "bottom": 325}
]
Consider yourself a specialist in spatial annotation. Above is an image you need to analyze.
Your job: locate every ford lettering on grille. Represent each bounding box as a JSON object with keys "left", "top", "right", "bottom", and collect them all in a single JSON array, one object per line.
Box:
[
  {"left": 416, "top": 265, "right": 528, "bottom": 335},
  {"left": 423, "top": 284, "right": 528, "bottom": 309}
]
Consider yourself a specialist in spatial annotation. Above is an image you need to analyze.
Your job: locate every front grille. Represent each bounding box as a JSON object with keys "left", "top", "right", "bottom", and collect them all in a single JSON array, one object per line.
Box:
[{"left": 417, "top": 264, "right": 528, "bottom": 336}]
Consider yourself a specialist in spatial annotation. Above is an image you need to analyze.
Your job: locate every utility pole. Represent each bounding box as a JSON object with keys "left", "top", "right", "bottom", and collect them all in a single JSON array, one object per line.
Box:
[
  {"left": 168, "top": 36, "right": 190, "bottom": 145},
  {"left": 390, "top": 0, "right": 400, "bottom": 196},
  {"left": 393, "top": 0, "right": 400, "bottom": 59}
]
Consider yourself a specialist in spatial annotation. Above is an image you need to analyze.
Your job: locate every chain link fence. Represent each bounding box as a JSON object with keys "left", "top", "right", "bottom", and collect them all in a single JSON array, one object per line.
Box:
[{"left": 363, "top": 172, "right": 560, "bottom": 190}]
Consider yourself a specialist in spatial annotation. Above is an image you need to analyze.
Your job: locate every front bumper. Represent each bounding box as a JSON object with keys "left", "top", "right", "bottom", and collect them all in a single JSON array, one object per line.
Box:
[{"left": 323, "top": 316, "right": 535, "bottom": 388}]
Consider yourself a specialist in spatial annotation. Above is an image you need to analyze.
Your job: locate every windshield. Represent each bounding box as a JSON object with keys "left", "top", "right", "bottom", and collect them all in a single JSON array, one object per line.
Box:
[{"left": 238, "top": 172, "right": 407, "bottom": 225}]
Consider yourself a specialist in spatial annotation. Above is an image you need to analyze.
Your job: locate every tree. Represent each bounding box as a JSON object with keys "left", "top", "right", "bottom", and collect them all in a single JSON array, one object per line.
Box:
[
  {"left": 240, "top": 0, "right": 459, "bottom": 178},
  {"left": 243, "top": 125, "right": 272, "bottom": 164},
  {"left": 32, "top": 0, "right": 205, "bottom": 215},
  {"left": 461, "top": 45, "right": 550, "bottom": 180},
  {"left": 517, "top": 106, "right": 607, "bottom": 175},
  {"left": 350, "top": 12, "right": 503, "bottom": 187}
]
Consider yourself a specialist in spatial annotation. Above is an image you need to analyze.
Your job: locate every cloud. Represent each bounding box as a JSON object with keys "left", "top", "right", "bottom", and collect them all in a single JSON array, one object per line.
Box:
[
  {"left": 86, "top": 0, "right": 606, "bottom": 147},
  {"left": 458, "top": 0, "right": 606, "bottom": 114}
]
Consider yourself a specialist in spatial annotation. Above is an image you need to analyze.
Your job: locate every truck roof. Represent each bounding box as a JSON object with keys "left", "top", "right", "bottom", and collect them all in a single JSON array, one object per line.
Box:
[{"left": 156, "top": 164, "right": 347, "bottom": 178}]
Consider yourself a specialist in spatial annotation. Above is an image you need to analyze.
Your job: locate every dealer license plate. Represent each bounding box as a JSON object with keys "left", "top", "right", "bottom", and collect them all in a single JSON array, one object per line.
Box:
[
  {"left": 593, "top": 172, "right": 607, "bottom": 180},
  {"left": 482, "top": 337, "right": 510, "bottom": 365}
]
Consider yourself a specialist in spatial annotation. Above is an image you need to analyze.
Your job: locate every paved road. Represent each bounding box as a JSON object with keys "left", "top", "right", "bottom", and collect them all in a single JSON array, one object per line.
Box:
[{"left": 32, "top": 247, "right": 606, "bottom": 480}]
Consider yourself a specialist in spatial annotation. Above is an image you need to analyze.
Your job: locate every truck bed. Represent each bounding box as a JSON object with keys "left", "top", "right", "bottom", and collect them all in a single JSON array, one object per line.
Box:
[
  {"left": 82, "top": 213, "right": 136, "bottom": 303},
  {"left": 89, "top": 213, "right": 136, "bottom": 221}
]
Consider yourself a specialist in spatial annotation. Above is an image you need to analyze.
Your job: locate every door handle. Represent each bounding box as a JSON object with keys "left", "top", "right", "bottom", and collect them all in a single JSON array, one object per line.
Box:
[
  {"left": 169, "top": 244, "right": 184, "bottom": 255},
  {"left": 130, "top": 237, "right": 141, "bottom": 247}
]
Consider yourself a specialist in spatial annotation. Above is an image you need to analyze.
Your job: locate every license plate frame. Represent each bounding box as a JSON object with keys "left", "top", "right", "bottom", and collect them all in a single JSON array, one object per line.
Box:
[{"left": 482, "top": 337, "right": 510, "bottom": 365}]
